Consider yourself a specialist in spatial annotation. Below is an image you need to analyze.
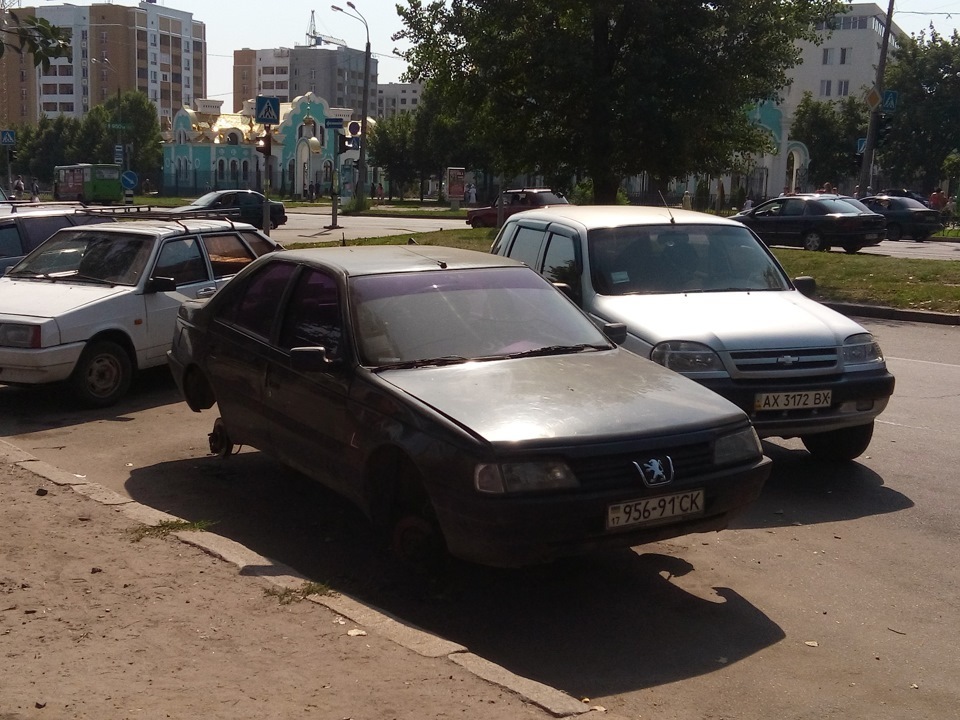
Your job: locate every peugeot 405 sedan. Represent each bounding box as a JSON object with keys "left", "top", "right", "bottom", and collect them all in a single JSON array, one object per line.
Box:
[
  {"left": 167, "top": 245, "right": 771, "bottom": 568},
  {"left": 0, "top": 216, "right": 282, "bottom": 406},
  {"left": 491, "top": 205, "right": 895, "bottom": 461}
]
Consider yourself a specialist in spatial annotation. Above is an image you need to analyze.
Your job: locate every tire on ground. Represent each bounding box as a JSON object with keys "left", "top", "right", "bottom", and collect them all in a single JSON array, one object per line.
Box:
[
  {"left": 69, "top": 339, "right": 133, "bottom": 408},
  {"left": 800, "top": 422, "right": 874, "bottom": 461}
]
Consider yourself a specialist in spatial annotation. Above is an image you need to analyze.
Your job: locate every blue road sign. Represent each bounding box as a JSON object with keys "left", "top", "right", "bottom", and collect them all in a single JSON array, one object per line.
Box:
[
  {"left": 324, "top": 117, "right": 344, "bottom": 129},
  {"left": 0, "top": 129, "right": 15, "bottom": 145},
  {"left": 882, "top": 90, "right": 898, "bottom": 113},
  {"left": 121, "top": 170, "right": 138, "bottom": 191},
  {"left": 256, "top": 96, "right": 280, "bottom": 125},
  {"left": 857, "top": 137, "right": 867, "bottom": 154}
]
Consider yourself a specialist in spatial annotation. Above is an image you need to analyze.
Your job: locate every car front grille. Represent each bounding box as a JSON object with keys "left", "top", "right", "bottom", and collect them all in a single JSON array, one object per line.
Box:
[
  {"left": 729, "top": 347, "right": 838, "bottom": 374},
  {"left": 567, "top": 442, "right": 714, "bottom": 491}
]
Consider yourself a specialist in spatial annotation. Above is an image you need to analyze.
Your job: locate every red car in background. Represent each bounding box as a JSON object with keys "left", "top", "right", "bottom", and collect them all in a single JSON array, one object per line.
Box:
[{"left": 466, "top": 188, "right": 569, "bottom": 228}]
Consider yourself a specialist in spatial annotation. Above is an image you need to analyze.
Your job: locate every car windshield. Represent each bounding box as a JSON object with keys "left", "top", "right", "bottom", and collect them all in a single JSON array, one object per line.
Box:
[
  {"left": 349, "top": 266, "right": 609, "bottom": 367},
  {"left": 7, "top": 230, "right": 154, "bottom": 285},
  {"left": 588, "top": 223, "right": 789, "bottom": 295}
]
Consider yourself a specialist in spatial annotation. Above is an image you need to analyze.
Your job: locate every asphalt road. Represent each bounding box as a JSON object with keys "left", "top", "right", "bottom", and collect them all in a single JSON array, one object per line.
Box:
[
  {"left": 2, "top": 317, "right": 958, "bottom": 719},
  {"left": 270, "top": 209, "right": 468, "bottom": 246}
]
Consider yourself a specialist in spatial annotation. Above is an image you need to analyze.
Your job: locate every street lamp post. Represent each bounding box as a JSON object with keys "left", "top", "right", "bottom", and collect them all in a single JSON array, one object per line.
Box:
[
  {"left": 332, "top": 2, "right": 370, "bottom": 206},
  {"left": 92, "top": 58, "right": 123, "bottom": 169}
]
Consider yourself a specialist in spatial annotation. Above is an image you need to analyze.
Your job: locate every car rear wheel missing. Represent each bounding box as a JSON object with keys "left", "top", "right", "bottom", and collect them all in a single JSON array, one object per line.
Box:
[
  {"left": 208, "top": 417, "right": 235, "bottom": 458},
  {"left": 70, "top": 340, "right": 132, "bottom": 407},
  {"left": 801, "top": 422, "right": 874, "bottom": 461}
]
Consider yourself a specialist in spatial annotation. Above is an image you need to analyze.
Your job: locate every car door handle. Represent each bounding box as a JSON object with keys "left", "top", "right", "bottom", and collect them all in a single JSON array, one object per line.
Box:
[{"left": 196, "top": 287, "right": 217, "bottom": 298}]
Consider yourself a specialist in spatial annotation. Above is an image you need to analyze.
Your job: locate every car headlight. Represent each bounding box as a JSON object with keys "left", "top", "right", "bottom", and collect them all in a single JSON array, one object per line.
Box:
[
  {"left": 651, "top": 340, "right": 725, "bottom": 373},
  {"left": 475, "top": 460, "right": 579, "bottom": 494},
  {"left": 713, "top": 427, "right": 763, "bottom": 465},
  {"left": 0, "top": 323, "right": 41, "bottom": 348},
  {"left": 842, "top": 333, "right": 884, "bottom": 365}
]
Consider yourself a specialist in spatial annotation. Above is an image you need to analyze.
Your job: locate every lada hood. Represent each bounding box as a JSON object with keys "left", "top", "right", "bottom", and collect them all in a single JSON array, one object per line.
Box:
[
  {"left": 0, "top": 279, "right": 128, "bottom": 320},
  {"left": 378, "top": 348, "right": 746, "bottom": 444},
  {"left": 593, "top": 290, "right": 864, "bottom": 351}
]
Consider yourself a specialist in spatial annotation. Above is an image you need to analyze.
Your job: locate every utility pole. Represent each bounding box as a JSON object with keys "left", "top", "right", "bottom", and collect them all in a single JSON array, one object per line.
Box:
[{"left": 859, "top": 0, "right": 896, "bottom": 194}]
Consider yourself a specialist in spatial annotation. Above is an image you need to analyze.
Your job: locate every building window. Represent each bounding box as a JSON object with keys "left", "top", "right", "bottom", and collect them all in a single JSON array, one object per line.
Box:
[
  {"left": 840, "top": 47, "right": 851, "bottom": 65},
  {"left": 100, "top": 31, "right": 107, "bottom": 43},
  {"left": 822, "top": 48, "right": 834, "bottom": 65},
  {"left": 837, "top": 80, "right": 849, "bottom": 96},
  {"left": 820, "top": 79, "right": 832, "bottom": 97}
]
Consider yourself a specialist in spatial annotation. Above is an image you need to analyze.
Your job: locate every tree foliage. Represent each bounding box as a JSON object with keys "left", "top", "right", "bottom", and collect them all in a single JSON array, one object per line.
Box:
[
  {"left": 1, "top": 11, "right": 71, "bottom": 70},
  {"left": 882, "top": 29, "right": 960, "bottom": 189},
  {"left": 368, "top": 111, "right": 418, "bottom": 198},
  {"left": 393, "top": 0, "right": 846, "bottom": 202},
  {"left": 9, "top": 91, "right": 162, "bottom": 183},
  {"left": 790, "top": 91, "right": 867, "bottom": 188}
]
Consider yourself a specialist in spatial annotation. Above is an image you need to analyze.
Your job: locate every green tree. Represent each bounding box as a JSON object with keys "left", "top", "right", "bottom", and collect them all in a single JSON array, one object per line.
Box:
[
  {"left": 790, "top": 92, "right": 867, "bottom": 187},
  {"left": 368, "top": 111, "right": 418, "bottom": 198},
  {"left": 882, "top": 29, "right": 960, "bottom": 189},
  {"left": 1, "top": 10, "right": 71, "bottom": 70},
  {"left": 394, "top": 0, "right": 845, "bottom": 202},
  {"left": 101, "top": 91, "right": 164, "bottom": 177}
]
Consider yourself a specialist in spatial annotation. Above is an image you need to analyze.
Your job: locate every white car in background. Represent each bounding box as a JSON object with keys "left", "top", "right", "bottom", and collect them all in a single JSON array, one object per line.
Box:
[
  {"left": 491, "top": 205, "right": 895, "bottom": 461},
  {"left": 0, "top": 216, "right": 281, "bottom": 406}
]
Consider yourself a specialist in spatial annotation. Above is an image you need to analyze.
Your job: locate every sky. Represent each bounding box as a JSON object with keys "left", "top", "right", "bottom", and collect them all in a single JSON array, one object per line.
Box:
[{"left": 22, "top": 1, "right": 960, "bottom": 110}]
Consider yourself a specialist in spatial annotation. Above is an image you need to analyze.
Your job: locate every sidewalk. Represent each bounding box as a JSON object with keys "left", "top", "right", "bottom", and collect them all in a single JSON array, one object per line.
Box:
[{"left": 0, "top": 441, "right": 607, "bottom": 720}]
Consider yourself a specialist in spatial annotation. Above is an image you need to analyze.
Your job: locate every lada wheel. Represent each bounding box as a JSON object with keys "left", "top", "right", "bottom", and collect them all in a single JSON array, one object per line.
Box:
[
  {"left": 802, "top": 231, "right": 825, "bottom": 251},
  {"left": 800, "top": 422, "right": 874, "bottom": 461},
  {"left": 886, "top": 224, "right": 902, "bottom": 241},
  {"left": 69, "top": 340, "right": 132, "bottom": 408}
]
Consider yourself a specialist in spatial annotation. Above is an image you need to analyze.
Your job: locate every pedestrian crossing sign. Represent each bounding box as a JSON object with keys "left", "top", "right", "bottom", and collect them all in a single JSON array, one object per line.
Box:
[
  {"left": 256, "top": 96, "right": 280, "bottom": 125},
  {"left": 0, "top": 129, "right": 15, "bottom": 145}
]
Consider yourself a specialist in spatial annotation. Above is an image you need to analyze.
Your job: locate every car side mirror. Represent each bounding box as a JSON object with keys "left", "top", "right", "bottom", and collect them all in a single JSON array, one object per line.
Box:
[
  {"left": 553, "top": 282, "right": 574, "bottom": 299},
  {"left": 793, "top": 276, "right": 817, "bottom": 297},
  {"left": 603, "top": 322, "right": 628, "bottom": 345},
  {"left": 146, "top": 276, "right": 177, "bottom": 293},
  {"left": 290, "top": 346, "right": 341, "bottom": 372}
]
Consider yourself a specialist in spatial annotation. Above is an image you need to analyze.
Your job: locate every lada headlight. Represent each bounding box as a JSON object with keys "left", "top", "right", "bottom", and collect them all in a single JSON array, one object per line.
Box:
[
  {"left": 0, "top": 323, "right": 41, "bottom": 348},
  {"left": 713, "top": 427, "right": 762, "bottom": 465},
  {"left": 475, "top": 460, "right": 579, "bottom": 494},
  {"left": 842, "top": 333, "right": 884, "bottom": 365},
  {"left": 651, "top": 340, "right": 724, "bottom": 373}
]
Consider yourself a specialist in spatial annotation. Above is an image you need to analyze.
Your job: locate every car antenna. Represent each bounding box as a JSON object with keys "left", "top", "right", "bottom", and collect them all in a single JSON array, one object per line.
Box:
[
  {"left": 658, "top": 191, "right": 676, "bottom": 224},
  {"left": 404, "top": 241, "right": 447, "bottom": 269}
]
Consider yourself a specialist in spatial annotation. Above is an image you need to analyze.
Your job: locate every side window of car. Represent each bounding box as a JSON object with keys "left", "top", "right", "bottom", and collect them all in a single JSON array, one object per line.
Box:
[
  {"left": 278, "top": 268, "right": 342, "bottom": 358},
  {"left": 200, "top": 232, "right": 257, "bottom": 279},
  {"left": 154, "top": 237, "right": 209, "bottom": 286},
  {"left": 504, "top": 226, "right": 546, "bottom": 268},
  {"left": 781, "top": 199, "right": 805, "bottom": 217},
  {"left": 0, "top": 224, "right": 22, "bottom": 258},
  {"left": 219, "top": 261, "right": 297, "bottom": 339},
  {"left": 238, "top": 230, "right": 276, "bottom": 257},
  {"left": 541, "top": 232, "right": 581, "bottom": 303},
  {"left": 22, "top": 216, "right": 74, "bottom": 252}
]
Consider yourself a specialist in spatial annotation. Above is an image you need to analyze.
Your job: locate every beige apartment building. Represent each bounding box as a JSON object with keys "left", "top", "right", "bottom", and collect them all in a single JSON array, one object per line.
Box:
[{"left": 0, "top": 1, "right": 205, "bottom": 130}]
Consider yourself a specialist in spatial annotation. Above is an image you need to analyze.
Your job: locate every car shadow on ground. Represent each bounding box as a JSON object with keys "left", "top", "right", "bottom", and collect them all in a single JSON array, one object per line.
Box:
[
  {"left": 124, "top": 450, "right": 785, "bottom": 696},
  {"left": 0, "top": 367, "right": 180, "bottom": 435}
]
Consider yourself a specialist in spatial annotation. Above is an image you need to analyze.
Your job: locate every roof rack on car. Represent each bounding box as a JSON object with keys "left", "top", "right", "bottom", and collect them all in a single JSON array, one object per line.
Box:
[
  {"left": 76, "top": 205, "right": 243, "bottom": 230},
  {"left": 1, "top": 200, "right": 86, "bottom": 213}
]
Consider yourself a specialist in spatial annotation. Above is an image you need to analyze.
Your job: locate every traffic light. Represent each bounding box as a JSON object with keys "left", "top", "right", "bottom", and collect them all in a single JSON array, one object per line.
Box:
[
  {"left": 255, "top": 132, "right": 272, "bottom": 157},
  {"left": 876, "top": 114, "right": 893, "bottom": 149},
  {"left": 337, "top": 132, "right": 350, "bottom": 154}
]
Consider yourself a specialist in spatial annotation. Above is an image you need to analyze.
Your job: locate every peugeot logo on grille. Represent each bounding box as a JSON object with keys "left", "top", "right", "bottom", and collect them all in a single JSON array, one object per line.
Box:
[
  {"left": 633, "top": 456, "right": 675, "bottom": 487},
  {"left": 777, "top": 355, "right": 800, "bottom": 366}
]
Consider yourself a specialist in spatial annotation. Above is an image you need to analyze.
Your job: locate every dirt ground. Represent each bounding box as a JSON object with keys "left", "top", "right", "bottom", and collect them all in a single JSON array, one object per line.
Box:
[{"left": 0, "top": 460, "right": 563, "bottom": 720}]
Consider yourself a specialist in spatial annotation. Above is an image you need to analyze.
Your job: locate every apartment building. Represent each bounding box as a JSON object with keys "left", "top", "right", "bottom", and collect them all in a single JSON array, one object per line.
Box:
[
  {"left": 233, "top": 44, "right": 377, "bottom": 119},
  {"left": 0, "top": 1, "right": 206, "bottom": 130},
  {"left": 377, "top": 82, "right": 421, "bottom": 118}
]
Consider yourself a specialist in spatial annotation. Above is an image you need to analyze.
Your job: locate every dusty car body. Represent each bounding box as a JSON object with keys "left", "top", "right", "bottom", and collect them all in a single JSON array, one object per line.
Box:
[
  {"left": 167, "top": 245, "right": 770, "bottom": 568},
  {"left": 491, "top": 205, "right": 895, "bottom": 461}
]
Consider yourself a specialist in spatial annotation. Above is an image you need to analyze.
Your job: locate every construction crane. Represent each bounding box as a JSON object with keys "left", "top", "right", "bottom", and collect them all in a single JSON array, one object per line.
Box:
[{"left": 306, "top": 10, "right": 346, "bottom": 47}]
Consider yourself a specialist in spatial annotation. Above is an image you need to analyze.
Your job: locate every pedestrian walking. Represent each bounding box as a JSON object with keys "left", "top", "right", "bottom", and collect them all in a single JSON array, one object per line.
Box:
[
  {"left": 682, "top": 190, "right": 692, "bottom": 210},
  {"left": 13, "top": 175, "right": 24, "bottom": 199},
  {"left": 467, "top": 184, "right": 477, "bottom": 206},
  {"left": 30, "top": 177, "right": 40, "bottom": 202},
  {"left": 376, "top": 182, "right": 384, "bottom": 202}
]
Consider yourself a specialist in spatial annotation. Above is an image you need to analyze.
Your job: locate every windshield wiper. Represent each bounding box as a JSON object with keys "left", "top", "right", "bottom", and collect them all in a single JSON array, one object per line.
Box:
[
  {"left": 374, "top": 355, "right": 471, "bottom": 370},
  {"left": 503, "top": 343, "right": 608, "bottom": 359},
  {"left": 6, "top": 269, "right": 114, "bottom": 285}
]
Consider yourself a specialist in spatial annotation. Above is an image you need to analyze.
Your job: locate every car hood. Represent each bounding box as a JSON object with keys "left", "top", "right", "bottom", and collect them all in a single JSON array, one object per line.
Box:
[
  {"left": 0, "top": 279, "right": 128, "bottom": 319},
  {"left": 592, "top": 290, "right": 865, "bottom": 351},
  {"left": 377, "top": 348, "right": 746, "bottom": 444}
]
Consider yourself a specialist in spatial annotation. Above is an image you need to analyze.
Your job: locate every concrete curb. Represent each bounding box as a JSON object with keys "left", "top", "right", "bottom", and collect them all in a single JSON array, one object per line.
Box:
[
  {"left": 2, "top": 438, "right": 600, "bottom": 717},
  {"left": 822, "top": 301, "right": 960, "bottom": 326}
]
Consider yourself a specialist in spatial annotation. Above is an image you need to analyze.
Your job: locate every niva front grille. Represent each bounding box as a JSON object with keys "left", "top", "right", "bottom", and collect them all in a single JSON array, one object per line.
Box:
[{"left": 730, "top": 347, "right": 838, "bottom": 374}]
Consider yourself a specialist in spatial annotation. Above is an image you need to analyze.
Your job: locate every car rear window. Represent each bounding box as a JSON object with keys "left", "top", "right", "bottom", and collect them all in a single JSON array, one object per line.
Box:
[{"left": 814, "top": 199, "right": 863, "bottom": 215}]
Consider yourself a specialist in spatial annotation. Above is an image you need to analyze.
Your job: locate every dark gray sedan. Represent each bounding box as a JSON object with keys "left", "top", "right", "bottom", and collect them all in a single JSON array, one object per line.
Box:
[{"left": 167, "top": 246, "right": 770, "bottom": 568}]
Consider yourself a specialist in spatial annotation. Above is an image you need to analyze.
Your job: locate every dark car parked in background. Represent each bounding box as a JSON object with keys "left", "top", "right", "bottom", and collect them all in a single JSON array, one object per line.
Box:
[
  {"left": 0, "top": 204, "right": 115, "bottom": 275},
  {"left": 879, "top": 189, "right": 930, "bottom": 207},
  {"left": 466, "top": 188, "right": 569, "bottom": 228},
  {"left": 731, "top": 194, "right": 885, "bottom": 253},
  {"left": 167, "top": 245, "right": 771, "bottom": 568},
  {"left": 174, "top": 190, "right": 287, "bottom": 230},
  {"left": 860, "top": 195, "right": 942, "bottom": 241}
]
